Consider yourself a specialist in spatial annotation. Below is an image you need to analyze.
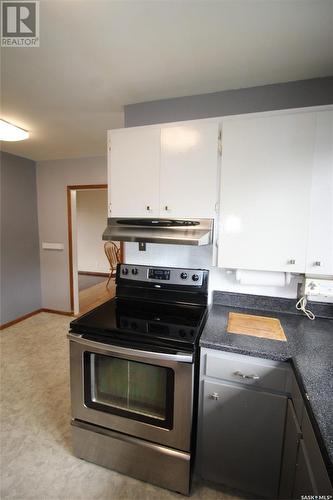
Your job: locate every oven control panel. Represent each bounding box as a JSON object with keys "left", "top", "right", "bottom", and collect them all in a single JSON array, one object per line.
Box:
[{"left": 118, "top": 264, "right": 206, "bottom": 286}]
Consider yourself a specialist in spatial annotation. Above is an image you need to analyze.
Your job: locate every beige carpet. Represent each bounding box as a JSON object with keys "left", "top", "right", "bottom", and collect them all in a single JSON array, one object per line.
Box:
[{"left": 0, "top": 312, "right": 246, "bottom": 500}]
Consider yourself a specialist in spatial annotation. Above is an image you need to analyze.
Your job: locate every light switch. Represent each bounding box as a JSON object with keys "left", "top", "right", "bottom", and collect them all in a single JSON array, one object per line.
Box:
[{"left": 42, "top": 242, "right": 64, "bottom": 251}]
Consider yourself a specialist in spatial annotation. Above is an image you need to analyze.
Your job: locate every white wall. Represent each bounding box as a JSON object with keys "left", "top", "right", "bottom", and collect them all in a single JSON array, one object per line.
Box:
[
  {"left": 77, "top": 189, "right": 109, "bottom": 273},
  {"left": 124, "top": 243, "right": 300, "bottom": 300},
  {"left": 36, "top": 156, "right": 107, "bottom": 311}
]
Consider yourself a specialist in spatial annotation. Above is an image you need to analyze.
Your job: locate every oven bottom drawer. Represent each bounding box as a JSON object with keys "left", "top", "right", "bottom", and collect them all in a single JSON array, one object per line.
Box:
[{"left": 71, "top": 420, "right": 191, "bottom": 495}]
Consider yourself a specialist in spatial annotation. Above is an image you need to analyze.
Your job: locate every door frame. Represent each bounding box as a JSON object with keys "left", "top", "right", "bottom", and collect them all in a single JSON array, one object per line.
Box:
[{"left": 67, "top": 184, "right": 124, "bottom": 314}]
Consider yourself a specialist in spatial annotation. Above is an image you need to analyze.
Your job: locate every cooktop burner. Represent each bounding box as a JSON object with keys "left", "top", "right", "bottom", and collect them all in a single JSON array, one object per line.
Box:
[
  {"left": 70, "top": 298, "right": 207, "bottom": 349},
  {"left": 70, "top": 263, "right": 209, "bottom": 352}
]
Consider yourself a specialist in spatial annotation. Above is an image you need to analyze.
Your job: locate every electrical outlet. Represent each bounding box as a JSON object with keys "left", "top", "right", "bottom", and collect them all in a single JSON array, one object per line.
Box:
[{"left": 304, "top": 278, "right": 333, "bottom": 300}]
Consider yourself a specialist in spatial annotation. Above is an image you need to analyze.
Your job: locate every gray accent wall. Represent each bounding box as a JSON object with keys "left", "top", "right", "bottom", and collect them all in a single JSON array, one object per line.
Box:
[
  {"left": 0, "top": 151, "right": 41, "bottom": 325},
  {"left": 125, "top": 77, "right": 333, "bottom": 126},
  {"left": 36, "top": 156, "right": 107, "bottom": 312}
]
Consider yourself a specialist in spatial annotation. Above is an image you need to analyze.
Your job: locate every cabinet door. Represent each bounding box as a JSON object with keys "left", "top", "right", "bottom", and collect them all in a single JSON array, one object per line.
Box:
[
  {"left": 200, "top": 379, "right": 287, "bottom": 498},
  {"left": 218, "top": 112, "right": 316, "bottom": 272},
  {"left": 160, "top": 122, "right": 219, "bottom": 218},
  {"left": 279, "top": 399, "right": 302, "bottom": 498},
  {"left": 108, "top": 127, "right": 160, "bottom": 217},
  {"left": 306, "top": 110, "right": 333, "bottom": 276},
  {"left": 293, "top": 440, "right": 318, "bottom": 497},
  {"left": 301, "top": 409, "right": 333, "bottom": 495}
]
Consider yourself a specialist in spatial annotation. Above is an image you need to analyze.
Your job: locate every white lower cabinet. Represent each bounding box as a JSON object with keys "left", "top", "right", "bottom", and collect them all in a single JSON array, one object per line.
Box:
[
  {"left": 279, "top": 401, "right": 333, "bottom": 498},
  {"left": 292, "top": 440, "right": 318, "bottom": 497},
  {"left": 200, "top": 379, "right": 287, "bottom": 498},
  {"left": 198, "top": 350, "right": 333, "bottom": 498},
  {"left": 278, "top": 399, "right": 302, "bottom": 498},
  {"left": 198, "top": 349, "right": 289, "bottom": 498},
  {"left": 287, "top": 404, "right": 333, "bottom": 498}
]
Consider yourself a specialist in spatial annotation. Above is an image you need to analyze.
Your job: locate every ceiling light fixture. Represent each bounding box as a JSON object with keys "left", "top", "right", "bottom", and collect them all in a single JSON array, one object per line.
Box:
[{"left": 0, "top": 120, "right": 29, "bottom": 141}]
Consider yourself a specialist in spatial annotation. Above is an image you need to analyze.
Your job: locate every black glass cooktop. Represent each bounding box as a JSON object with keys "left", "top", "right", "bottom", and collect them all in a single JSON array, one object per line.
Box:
[{"left": 70, "top": 298, "right": 208, "bottom": 351}]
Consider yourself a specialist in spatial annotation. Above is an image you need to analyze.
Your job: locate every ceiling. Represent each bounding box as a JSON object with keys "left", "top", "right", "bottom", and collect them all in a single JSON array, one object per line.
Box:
[{"left": 1, "top": 0, "right": 333, "bottom": 161}]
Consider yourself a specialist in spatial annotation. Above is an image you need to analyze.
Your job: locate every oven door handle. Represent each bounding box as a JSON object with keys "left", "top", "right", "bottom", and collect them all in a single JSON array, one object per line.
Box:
[{"left": 67, "top": 332, "right": 193, "bottom": 363}]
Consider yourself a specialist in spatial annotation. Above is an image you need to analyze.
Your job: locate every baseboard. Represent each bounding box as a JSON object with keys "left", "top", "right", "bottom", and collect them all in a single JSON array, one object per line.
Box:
[
  {"left": 41, "top": 308, "right": 74, "bottom": 316},
  {"left": 0, "top": 308, "right": 74, "bottom": 330},
  {"left": 0, "top": 309, "right": 42, "bottom": 330},
  {"left": 78, "top": 271, "right": 109, "bottom": 277}
]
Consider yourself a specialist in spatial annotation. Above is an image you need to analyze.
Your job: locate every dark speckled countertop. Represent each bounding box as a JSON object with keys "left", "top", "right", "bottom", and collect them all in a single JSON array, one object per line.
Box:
[{"left": 200, "top": 291, "right": 333, "bottom": 478}]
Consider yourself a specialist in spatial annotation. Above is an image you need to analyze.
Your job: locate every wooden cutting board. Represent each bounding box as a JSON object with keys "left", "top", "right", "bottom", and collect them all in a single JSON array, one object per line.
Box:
[{"left": 227, "top": 312, "right": 287, "bottom": 341}]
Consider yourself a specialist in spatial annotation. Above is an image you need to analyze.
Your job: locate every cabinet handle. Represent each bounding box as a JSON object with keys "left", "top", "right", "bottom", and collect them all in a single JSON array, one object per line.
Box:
[
  {"left": 146, "top": 206, "right": 151, "bottom": 211},
  {"left": 208, "top": 392, "right": 220, "bottom": 401},
  {"left": 314, "top": 261, "right": 321, "bottom": 267},
  {"left": 165, "top": 205, "right": 169, "bottom": 211},
  {"left": 234, "top": 371, "right": 260, "bottom": 380},
  {"left": 288, "top": 259, "right": 296, "bottom": 265}
]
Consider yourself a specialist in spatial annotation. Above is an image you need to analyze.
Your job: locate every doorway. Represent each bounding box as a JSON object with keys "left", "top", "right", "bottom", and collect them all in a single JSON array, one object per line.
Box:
[{"left": 67, "top": 184, "right": 123, "bottom": 315}]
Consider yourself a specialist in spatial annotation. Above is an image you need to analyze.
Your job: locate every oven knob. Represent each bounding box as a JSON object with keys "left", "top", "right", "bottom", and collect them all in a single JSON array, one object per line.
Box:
[
  {"left": 180, "top": 272, "right": 188, "bottom": 280},
  {"left": 179, "top": 329, "right": 186, "bottom": 337},
  {"left": 192, "top": 274, "right": 199, "bottom": 282},
  {"left": 122, "top": 268, "right": 129, "bottom": 275},
  {"left": 132, "top": 268, "right": 138, "bottom": 275}
]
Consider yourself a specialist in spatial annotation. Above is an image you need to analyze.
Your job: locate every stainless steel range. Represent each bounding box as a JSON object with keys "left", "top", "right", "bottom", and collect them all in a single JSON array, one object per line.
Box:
[{"left": 68, "top": 263, "right": 209, "bottom": 495}]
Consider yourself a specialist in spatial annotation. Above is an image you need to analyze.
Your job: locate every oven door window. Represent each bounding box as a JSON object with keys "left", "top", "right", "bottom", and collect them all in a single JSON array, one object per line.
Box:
[{"left": 84, "top": 352, "right": 174, "bottom": 429}]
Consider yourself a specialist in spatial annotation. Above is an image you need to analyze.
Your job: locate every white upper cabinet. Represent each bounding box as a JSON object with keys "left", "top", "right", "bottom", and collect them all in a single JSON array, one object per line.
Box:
[
  {"left": 218, "top": 111, "right": 316, "bottom": 273},
  {"left": 108, "top": 121, "right": 220, "bottom": 219},
  {"left": 108, "top": 127, "right": 160, "bottom": 217},
  {"left": 160, "top": 122, "right": 220, "bottom": 218},
  {"left": 306, "top": 110, "right": 333, "bottom": 276}
]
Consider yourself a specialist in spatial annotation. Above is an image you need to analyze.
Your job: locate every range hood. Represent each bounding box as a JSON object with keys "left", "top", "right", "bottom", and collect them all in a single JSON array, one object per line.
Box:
[{"left": 103, "top": 218, "right": 214, "bottom": 246}]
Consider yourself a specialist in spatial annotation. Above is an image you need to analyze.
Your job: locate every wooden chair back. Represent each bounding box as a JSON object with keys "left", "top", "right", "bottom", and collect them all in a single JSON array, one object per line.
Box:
[{"left": 104, "top": 242, "right": 121, "bottom": 286}]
